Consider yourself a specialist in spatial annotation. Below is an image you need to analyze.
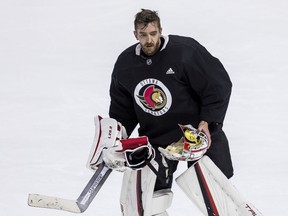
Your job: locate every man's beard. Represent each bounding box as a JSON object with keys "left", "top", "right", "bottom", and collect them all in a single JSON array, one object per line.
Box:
[{"left": 141, "top": 39, "right": 161, "bottom": 56}]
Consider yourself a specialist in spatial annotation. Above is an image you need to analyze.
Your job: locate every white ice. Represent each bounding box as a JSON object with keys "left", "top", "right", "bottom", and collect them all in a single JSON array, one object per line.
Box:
[{"left": 1, "top": 0, "right": 288, "bottom": 215}]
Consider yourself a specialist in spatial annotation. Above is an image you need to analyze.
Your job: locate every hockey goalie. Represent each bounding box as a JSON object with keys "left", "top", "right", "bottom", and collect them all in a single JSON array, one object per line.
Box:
[{"left": 87, "top": 116, "right": 264, "bottom": 216}]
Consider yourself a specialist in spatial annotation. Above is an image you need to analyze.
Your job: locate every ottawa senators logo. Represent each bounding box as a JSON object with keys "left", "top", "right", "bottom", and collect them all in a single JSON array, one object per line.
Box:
[
  {"left": 134, "top": 78, "right": 172, "bottom": 116},
  {"left": 137, "top": 85, "right": 166, "bottom": 110}
]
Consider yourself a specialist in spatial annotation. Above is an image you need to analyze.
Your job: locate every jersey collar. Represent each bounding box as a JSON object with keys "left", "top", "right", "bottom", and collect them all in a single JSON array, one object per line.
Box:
[{"left": 135, "top": 35, "right": 169, "bottom": 56}]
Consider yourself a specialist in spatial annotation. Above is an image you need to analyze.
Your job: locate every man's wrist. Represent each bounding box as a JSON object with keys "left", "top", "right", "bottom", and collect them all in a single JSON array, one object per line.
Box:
[{"left": 199, "top": 120, "right": 208, "bottom": 126}]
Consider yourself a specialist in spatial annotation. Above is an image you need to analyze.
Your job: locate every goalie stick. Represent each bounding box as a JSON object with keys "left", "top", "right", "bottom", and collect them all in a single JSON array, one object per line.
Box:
[{"left": 28, "top": 162, "right": 112, "bottom": 213}]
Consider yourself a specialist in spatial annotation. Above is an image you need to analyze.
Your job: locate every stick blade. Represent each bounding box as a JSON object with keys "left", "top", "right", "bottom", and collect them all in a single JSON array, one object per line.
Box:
[{"left": 28, "top": 193, "right": 81, "bottom": 213}]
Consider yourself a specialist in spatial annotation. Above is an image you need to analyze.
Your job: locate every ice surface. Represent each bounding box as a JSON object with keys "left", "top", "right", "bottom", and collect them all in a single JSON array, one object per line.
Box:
[{"left": 1, "top": 0, "right": 288, "bottom": 215}]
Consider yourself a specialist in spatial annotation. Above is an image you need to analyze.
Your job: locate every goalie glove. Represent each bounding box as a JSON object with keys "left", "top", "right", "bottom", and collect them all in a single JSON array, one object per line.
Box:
[
  {"left": 103, "top": 137, "right": 155, "bottom": 171},
  {"left": 86, "top": 116, "right": 127, "bottom": 171},
  {"left": 159, "top": 124, "right": 209, "bottom": 161}
]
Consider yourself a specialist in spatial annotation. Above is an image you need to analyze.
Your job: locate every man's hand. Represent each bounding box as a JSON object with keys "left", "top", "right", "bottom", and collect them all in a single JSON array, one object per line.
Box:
[{"left": 198, "top": 121, "right": 211, "bottom": 147}]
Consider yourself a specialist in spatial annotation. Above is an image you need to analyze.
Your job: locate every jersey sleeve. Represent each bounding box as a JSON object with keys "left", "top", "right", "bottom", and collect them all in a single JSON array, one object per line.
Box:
[
  {"left": 184, "top": 44, "right": 232, "bottom": 124},
  {"left": 109, "top": 70, "right": 138, "bottom": 136}
]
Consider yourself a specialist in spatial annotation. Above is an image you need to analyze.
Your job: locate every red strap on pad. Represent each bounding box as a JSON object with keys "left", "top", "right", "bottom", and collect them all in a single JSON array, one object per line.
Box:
[{"left": 119, "top": 137, "right": 148, "bottom": 151}]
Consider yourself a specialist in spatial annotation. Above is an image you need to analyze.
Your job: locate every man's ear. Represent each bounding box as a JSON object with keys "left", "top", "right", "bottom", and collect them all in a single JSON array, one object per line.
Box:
[
  {"left": 133, "top": 30, "right": 138, "bottom": 40},
  {"left": 159, "top": 27, "right": 162, "bottom": 35}
]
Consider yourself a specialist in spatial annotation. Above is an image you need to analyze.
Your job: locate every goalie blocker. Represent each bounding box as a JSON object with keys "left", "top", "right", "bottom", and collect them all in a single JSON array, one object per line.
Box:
[{"left": 87, "top": 116, "right": 155, "bottom": 172}]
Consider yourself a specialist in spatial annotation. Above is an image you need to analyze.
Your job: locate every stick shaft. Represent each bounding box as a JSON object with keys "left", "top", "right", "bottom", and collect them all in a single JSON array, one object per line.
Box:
[{"left": 28, "top": 162, "right": 112, "bottom": 213}]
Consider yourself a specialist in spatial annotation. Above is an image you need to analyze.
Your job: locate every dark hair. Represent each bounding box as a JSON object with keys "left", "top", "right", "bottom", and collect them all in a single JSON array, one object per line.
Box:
[{"left": 134, "top": 9, "right": 161, "bottom": 30}]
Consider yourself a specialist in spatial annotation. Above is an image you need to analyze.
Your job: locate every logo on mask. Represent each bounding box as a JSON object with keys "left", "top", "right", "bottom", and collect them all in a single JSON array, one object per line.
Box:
[{"left": 134, "top": 78, "right": 172, "bottom": 116}]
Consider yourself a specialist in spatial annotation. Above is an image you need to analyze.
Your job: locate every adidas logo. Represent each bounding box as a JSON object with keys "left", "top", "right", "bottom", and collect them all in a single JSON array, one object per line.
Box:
[{"left": 166, "top": 68, "right": 175, "bottom": 74}]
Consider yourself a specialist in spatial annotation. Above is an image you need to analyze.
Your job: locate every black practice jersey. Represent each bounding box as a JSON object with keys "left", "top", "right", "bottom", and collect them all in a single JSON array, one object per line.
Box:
[{"left": 109, "top": 35, "right": 232, "bottom": 147}]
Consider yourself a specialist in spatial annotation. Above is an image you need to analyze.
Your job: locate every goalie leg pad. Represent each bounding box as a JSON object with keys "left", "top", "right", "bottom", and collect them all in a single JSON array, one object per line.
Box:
[
  {"left": 120, "top": 160, "right": 157, "bottom": 216},
  {"left": 119, "top": 169, "right": 139, "bottom": 216},
  {"left": 176, "top": 156, "right": 263, "bottom": 216},
  {"left": 151, "top": 189, "right": 173, "bottom": 216},
  {"left": 120, "top": 160, "right": 172, "bottom": 216}
]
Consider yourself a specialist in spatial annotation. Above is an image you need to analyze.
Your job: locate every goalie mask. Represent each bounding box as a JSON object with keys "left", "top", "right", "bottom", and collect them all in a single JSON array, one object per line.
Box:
[
  {"left": 180, "top": 124, "right": 209, "bottom": 159},
  {"left": 158, "top": 124, "right": 209, "bottom": 161}
]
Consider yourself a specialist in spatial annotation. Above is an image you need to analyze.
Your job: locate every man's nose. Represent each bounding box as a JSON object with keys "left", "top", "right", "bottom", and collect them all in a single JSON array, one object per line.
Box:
[{"left": 147, "top": 35, "right": 152, "bottom": 43}]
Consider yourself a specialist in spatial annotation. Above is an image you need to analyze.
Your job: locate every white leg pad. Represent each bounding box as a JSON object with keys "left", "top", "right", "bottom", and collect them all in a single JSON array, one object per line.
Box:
[
  {"left": 151, "top": 189, "right": 173, "bottom": 216},
  {"left": 176, "top": 156, "right": 263, "bottom": 216},
  {"left": 120, "top": 160, "right": 158, "bottom": 216},
  {"left": 120, "top": 169, "right": 140, "bottom": 216},
  {"left": 120, "top": 160, "right": 173, "bottom": 216}
]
